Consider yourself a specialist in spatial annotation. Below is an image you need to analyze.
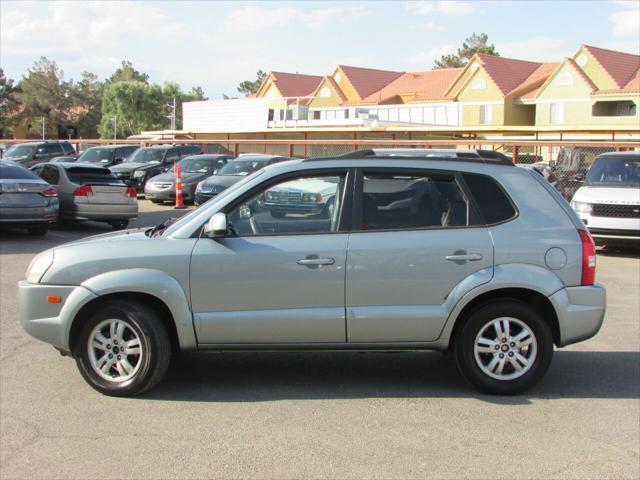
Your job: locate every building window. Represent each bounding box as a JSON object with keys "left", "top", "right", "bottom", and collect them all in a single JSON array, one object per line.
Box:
[
  {"left": 312, "top": 110, "right": 321, "bottom": 120},
  {"left": 344, "top": 109, "right": 350, "bottom": 119},
  {"left": 592, "top": 101, "right": 637, "bottom": 117},
  {"left": 556, "top": 73, "right": 573, "bottom": 86},
  {"left": 617, "top": 102, "right": 636, "bottom": 116},
  {"left": 268, "top": 109, "right": 274, "bottom": 121},
  {"left": 334, "top": 73, "right": 342, "bottom": 83},
  {"left": 550, "top": 103, "right": 564, "bottom": 124},
  {"left": 471, "top": 78, "right": 487, "bottom": 90},
  {"left": 576, "top": 54, "right": 587, "bottom": 67},
  {"left": 320, "top": 87, "right": 331, "bottom": 98},
  {"left": 479, "top": 105, "right": 492, "bottom": 125}
]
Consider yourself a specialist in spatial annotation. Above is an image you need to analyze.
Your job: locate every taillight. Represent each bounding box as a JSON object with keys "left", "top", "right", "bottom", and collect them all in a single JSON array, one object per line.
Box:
[
  {"left": 72, "top": 184, "right": 93, "bottom": 196},
  {"left": 39, "top": 187, "right": 58, "bottom": 197},
  {"left": 125, "top": 186, "right": 137, "bottom": 198},
  {"left": 578, "top": 229, "right": 596, "bottom": 285}
]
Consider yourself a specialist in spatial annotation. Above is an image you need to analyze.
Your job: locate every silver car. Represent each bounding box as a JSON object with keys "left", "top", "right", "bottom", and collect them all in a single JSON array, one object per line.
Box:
[
  {"left": 18, "top": 149, "right": 606, "bottom": 397},
  {"left": 0, "top": 160, "right": 59, "bottom": 235},
  {"left": 31, "top": 162, "right": 138, "bottom": 230}
]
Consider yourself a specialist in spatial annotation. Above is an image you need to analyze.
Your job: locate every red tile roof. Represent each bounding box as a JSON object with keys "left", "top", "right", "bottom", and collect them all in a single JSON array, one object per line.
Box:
[
  {"left": 474, "top": 53, "right": 543, "bottom": 95},
  {"left": 323, "top": 76, "right": 347, "bottom": 102},
  {"left": 582, "top": 45, "right": 640, "bottom": 89},
  {"left": 511, "top": 62, "right": 561, "bottom": 99},
  {"left": 338, "top": 65, "right": 403, "bottom": 100},
  {"left": 565, "top": 58, "right": 598, "bottom": 92},
  {"left": 594, "top": 68, "right": 640, "bottom": 95},
  {"left": 362, "top": 68, "right": 463, "bottom": 103},
  {"left": 269, "top": 71, "right": 323, "bottom": 98}
]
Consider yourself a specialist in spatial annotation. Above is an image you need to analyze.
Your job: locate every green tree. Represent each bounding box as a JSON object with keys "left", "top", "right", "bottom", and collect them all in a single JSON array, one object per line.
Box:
[
  {"left": 0, "top": 69, "right": 19, "bottom": 138},
  {"left": 98, "top": 81, "right": 164, "bottom": 138},
  {"left": 108, "top": 60, "right": 150, "bottom": 84},
  {"left": 14, "top": 57, "right": 70, "bottom": 137},
  {"left": 237, "top": 70, "right": 267, "bottom": 96},
  {"left": 69, "top": 71, "right": 104, "bottom": 138},
  {"left": 187, "top": 86, "right": 207, "bottom": 101},
  {"left": 434, "top": 33, "right": 499, "bottom": 69}
]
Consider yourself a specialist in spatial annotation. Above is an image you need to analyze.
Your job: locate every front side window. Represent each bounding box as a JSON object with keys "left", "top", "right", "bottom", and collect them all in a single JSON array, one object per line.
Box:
[
  {"left": 550, "top": 103, "right": 564, "bottom": 124},
  {"left": 43, "top": 144, "right": 63, "bottom": 155},
  {"left": 78, "top": 148, "right": 115, "bottom": 164},
  {"left": 227, "top": 174, "right": 346, "bottom": 236},
  {"left": 218, "top": 159, "right": 267, "bottom": 177},
  {"left": 127, "top": 149, "right": 164, "bottom": 164},
  {"left": 479, "top": 105, "right": 492, "bottom": 125},
  {"left": 360, "top": 172, "right": 473, "bottom": 231}
]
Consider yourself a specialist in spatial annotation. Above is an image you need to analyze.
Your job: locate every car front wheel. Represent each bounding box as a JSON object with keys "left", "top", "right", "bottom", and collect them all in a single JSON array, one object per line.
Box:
[
  {"left": 74, "top": 300, "right": 171, "bottom": 397},
  {"left": 454, "top": 301, "right": 553, "bottom": 395}
]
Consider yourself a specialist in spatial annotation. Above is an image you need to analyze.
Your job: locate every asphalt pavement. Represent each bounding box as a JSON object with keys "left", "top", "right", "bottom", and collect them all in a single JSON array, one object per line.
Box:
[{"left": 0, "top": 200, "right": 638, "bottom": 479}]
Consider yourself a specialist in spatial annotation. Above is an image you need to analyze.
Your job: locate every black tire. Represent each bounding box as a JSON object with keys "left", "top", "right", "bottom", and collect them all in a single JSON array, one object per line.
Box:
[
  {"left": 74, "top": 300, "right": 171, "bottom": 397},
  {"left": 150, "top": 199, "right": 163, "bottom": 204},
  {"left": 108, "top": 219, "right": 129, "bottom": 230},
  {"left": 270, "top": 210, "right": 286, "bottom": 219},
  {"left": 454, "top": 301, "right": 553, "bottom": 395},
  {"left": 27, "top": 225, "right": 48, "bottom": 236}
]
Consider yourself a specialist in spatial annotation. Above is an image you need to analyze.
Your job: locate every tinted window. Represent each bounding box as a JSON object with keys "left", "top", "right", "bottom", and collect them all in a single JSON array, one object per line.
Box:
[
  {"left": 462, "top": 173, "right": 516, "bottom": 225},
  {"left": 127, "top": 149, "right": 164, "bottom": 163},
  {"left": 0, "top": 163, "right": 41, "bottom": 179},
  {"left": 43, "top": 144, "right": 64, "bottom": 155},
  {"left": 60, "top": 142, "right": 75, "bottom": 155},
  {"left": 228, "top": 174, "right": 345, "bottom": 236},
  {"left": 361, "top": 172, "right": 473, "bottom": 230},
  {"left": 4, "top": 144, "right": 36, "bottom": 159},
  {"left": 219, "top": 160, "right": 268, "bottom": 176},
  {"left": 165, "top": 148, "right": 180, "bottom": 163},
  {"left": 78, "top": 148, "right": 115, "bottom": 164},
  {"left": 66, "top": 167, "right": 122, "bottom": 185},
  {"left": 39, "top": 166, "right": 60, "bottom": 184}
]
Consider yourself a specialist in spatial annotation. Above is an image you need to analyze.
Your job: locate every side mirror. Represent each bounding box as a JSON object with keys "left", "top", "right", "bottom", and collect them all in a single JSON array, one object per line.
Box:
[
  {"left": 113, "top": 157, "right": 124, "bottom": 165},
  {"left": 203, "top": 212, "right": 228, "bottom": 238}
]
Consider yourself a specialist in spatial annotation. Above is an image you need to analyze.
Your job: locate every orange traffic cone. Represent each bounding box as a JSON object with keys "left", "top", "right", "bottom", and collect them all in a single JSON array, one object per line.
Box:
[{"left": 174, "top": 163, "right": 187, "bottom": 209}]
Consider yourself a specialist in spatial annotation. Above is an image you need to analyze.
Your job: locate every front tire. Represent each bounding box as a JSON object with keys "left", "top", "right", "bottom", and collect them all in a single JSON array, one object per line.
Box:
[
  {"left": 454, "top": 301, "right": 553, "bottom": 395},
  {"left": 108, "top": 219, "right": 129, "bottom": 230},
  {"left": 74, "top": 300, "right": 171, "bottom": 397}
]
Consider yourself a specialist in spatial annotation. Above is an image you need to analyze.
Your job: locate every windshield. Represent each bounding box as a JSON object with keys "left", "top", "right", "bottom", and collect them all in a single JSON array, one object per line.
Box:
[
  {"left": 586, "top": 157, "right": 640, "bottom": 187},
  {"left": 176, "top": 157, "right": 212, "bottom": 173},
  {"left": 77, "top": 148, "right": 114, "bottom": 164},
  {"left": 127, "top": 149, "right": 164, "bottom": 164},
  {"left": 218, "top": 160, "right": 266, "bottom": 176},
  {"left": 4, "top": 145, "right": 36, "bottom": 158}
]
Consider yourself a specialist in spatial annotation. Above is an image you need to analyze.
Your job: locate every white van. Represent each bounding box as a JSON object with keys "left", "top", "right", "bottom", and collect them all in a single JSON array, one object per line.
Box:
[{"left": 571, "top": 152, "right": 640, "bottom": 246}]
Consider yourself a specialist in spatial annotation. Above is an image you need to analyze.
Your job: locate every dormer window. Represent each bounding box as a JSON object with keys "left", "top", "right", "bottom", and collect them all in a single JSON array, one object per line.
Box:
[
  {"left": 320, "top": 87, "right": 331, "bottom": 98},
  {"left": 471, "top": 78, "right": 486, "bottom": 90}
]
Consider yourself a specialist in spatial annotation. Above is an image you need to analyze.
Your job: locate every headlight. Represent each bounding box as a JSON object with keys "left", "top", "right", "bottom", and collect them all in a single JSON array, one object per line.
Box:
[
  {"left": 133, "top": 170, "right": 147, "bottom": 179},
  {"left": 26, "top": 249, "right": 54, "bottom": 284},
  {"left": 195, "top": 181, "right": 204, "bottom": 192},
  {"left": 571, "top": 201, "right": 592, "bottom": 214}
]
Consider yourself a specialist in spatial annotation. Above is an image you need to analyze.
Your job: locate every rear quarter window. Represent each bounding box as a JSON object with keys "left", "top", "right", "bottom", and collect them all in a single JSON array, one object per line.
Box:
[{"left": 462, "top": 172, "right": 517, "bottom": 225}]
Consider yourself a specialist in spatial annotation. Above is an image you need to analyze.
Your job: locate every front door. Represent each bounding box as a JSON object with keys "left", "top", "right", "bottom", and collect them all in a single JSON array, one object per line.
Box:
[
  {"left": 346, "top": 168, "right": 494, "bottom": 343},
  {"left": 190, "top": 170, "right": 350, "bottom": 344}
]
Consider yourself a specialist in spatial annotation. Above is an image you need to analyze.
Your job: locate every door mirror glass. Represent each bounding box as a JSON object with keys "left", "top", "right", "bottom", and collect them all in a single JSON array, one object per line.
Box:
[{"left": 204, "top": 212, "right": 228, "bottom": 238}]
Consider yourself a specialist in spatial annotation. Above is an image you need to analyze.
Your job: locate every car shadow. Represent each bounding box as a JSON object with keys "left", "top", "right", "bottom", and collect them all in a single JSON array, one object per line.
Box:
[{"left": 145, "top": 350, "right": 640, "bottom": 404}]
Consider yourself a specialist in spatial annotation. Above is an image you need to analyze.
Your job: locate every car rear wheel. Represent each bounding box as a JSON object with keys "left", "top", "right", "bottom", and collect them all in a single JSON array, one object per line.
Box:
[
  {"left": 27, "top": 226, "right": 48, "bottom": 236},
  {"left": 454, "top": 301, "right": 553, "bottom": 395},
  {"left": 74, "top": 300, "right": 171, "bottom": 397},
  {"left": 108, "top": 220, "right": 129, "bottom": 230}
]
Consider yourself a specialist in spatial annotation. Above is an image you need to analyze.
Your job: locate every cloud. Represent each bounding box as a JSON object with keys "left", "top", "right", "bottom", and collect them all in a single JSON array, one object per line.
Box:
[
  {"left": 223, "top": 5, "right": 367, "bottom": 33},
  {"left": 422, "top": 21, "right": 447, "bottom": 32},
  {"left": 405, "top": 1, "right": 474, "bottom": 16},
  {"left": 409, "top": 44, "right": 458, "bottom": 66},
  {"left": 499, "top": 36, "right": 570, "bottom": 62},
  {"left": 609, "top": 0, "right": 640, "bottom": 37}
]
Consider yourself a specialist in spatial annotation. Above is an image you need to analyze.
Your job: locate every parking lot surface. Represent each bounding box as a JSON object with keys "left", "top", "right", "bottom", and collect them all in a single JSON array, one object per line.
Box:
[{"left": 1, "top": 201, "right": 639, "bottom": 479}]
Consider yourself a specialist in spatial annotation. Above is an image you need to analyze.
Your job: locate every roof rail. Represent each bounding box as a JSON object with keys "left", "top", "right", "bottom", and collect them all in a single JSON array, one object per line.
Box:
[{"left": 305, "top": 148, "right": 514, "bottom": 166}]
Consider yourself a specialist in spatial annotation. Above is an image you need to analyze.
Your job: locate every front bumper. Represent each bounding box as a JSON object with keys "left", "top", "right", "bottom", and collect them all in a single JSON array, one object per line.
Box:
[
  {"left": 549, "top": 284, "right": 606, "bottom": 347},
  {"left": 264, "top": 202, "right": 324, "bottom": 214},
  {"left": 18, "top": 281, "right": 97, "bottom": 353}
]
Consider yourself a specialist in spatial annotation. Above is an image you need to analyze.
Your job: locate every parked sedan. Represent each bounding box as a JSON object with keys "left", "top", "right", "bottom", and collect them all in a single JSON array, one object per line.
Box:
[
  {"left": 31, "top": 163, "right": 138, "bottom": 230},
  {"left": 144, "top": 154, "right": 233, "bottom": 204},
  {"left": 0, "top": 160, "right": 59, "bottom": 235},
  {"left": 194, "top": 154, "right": 292, "bottom": 205}
]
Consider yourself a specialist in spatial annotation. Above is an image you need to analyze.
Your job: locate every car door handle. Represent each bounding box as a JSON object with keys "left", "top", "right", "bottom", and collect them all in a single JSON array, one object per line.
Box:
[
  {"left": 445, "top": 253, "right": 483, "bottom": 262},
  {"left": 297, "top": 257, "right": 335, "bottom": 266}
]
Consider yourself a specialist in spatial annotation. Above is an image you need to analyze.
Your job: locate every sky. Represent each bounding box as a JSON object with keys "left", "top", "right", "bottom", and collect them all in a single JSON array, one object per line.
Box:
[{"left": 1, "top": 0, "right": 639, "bottom": 99}]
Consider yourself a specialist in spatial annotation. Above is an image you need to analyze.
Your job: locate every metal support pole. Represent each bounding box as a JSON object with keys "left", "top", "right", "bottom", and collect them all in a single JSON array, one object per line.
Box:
[{"left": 42, "top": 117, "right": 45, "bottom": 140}]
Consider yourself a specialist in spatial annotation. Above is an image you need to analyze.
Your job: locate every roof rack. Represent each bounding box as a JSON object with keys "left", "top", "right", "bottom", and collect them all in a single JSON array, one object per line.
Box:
[{"left": 305, "top": 148, "right": 514, "bottom": 166}]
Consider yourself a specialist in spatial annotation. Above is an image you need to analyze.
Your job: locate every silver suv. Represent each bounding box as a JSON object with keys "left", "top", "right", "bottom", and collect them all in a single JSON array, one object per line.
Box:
[{"left": 18, "top": 149, "right": 606, "bottom": 397}]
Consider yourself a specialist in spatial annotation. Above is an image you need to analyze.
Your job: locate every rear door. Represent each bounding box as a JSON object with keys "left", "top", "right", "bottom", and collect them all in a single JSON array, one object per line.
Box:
[{"left": 345, "top": 168, "right": 494, "bottom": 343}]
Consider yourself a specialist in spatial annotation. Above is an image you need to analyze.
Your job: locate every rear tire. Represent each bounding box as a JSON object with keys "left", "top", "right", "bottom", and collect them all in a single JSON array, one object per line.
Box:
[
  {"left": 454, "top": 301, "right": 553, "bottom": 395},
  {"left": 27, "top": 226, "right": 48, "bottom": 236},
  {"left": 108, "top": 219, "right": 129, "bottom": 230},
  {"left": 74, "top": 300, "right": 171, "bottom": 397}
]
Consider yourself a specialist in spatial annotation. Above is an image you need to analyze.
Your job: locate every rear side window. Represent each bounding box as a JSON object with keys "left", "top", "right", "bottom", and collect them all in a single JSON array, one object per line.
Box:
[
  {"left": 360, "top": 171, "right": 478, "bottom": 231},
  {"left": 40, "top": 166, "right": 60, "bottom": 184},
  {"left": 462, "top": 173, "right": 517, "bottom": 225},
  {"left": 60, "top": 142, "right": 75, "bottom": 155},
  {"left": 43, "top": 144, "right": 64, "bottom": 155}
]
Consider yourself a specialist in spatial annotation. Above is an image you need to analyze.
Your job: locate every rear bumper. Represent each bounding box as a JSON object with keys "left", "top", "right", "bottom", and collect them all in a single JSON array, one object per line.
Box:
[
  {"left": 549, "top": 284, "right": 606, "bottom": 347},
  {"left": 63, "top": 202, "right": 138, "bottom": 221},
  {"left": 0, "top": 205, "right": 58, "bottom": 224},
  {"left": 18, "top": 281, "right": 97, "bottom": 353}
]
